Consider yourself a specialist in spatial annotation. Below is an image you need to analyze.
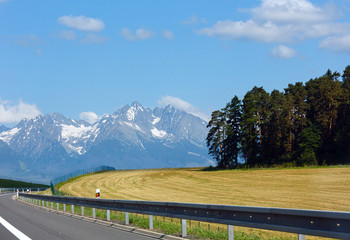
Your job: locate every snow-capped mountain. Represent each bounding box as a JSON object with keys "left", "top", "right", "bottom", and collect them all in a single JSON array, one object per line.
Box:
[{"left": 0, "top": 102, "right": 211, "bottom": 182}]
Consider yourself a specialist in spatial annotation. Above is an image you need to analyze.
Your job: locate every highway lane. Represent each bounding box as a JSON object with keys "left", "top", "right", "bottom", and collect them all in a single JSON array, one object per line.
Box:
[{"left": 0, "top": 194, "right": 169, "bottom": 240}]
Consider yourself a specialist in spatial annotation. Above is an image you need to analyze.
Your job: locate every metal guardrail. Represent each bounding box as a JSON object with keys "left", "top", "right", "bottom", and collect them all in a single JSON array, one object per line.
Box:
[
  {"left": 19, "top": 193, "right": 350, "bottom": 240},
  {"left": 0, "top": 188, "right": 47, "bottom": 193}
]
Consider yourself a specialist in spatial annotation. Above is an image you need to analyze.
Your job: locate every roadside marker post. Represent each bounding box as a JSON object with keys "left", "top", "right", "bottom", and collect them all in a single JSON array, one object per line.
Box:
[
  {"left": 95, "top": 189, "right": 100, "bottom": 199},
  {"left": 181, "top": 219, "right": 187, "bottom": 237},
  {"left": 125, "top": 212, "right": 129, "bottom": 225},
  {"left": 149, "top": 215, "right": 153, "bottom": 229},
  {"left": 107, "top": 210, "right": 110, "bottom": 221},
  {"left": 228, "top": 225, "right": 234, "bottom": 240},
  {"left": 81, "top": 206, "right": 84, "bottom": 216}
]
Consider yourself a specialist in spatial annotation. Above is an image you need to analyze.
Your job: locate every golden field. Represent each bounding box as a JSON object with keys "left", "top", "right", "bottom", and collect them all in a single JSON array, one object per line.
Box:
[{"left": 59, "top": 166, "right": 350, "bottom": 212}]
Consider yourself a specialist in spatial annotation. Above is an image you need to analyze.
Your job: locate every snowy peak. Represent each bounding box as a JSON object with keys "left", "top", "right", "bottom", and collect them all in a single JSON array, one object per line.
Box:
[
  {"left": 0, "top": 127, "right": 20, "bottom": 144},
  {"left": 0, "top": 101, "right": 208, "bottom": 158},
  {"left": 0, "top": 125, "right": 10, "bottom": 133}
]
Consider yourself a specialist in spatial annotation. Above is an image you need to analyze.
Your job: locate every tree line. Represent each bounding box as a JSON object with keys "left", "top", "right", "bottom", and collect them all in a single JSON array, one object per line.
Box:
[{"left": 207, "top": 66, "right": 350, "bottom": 168}]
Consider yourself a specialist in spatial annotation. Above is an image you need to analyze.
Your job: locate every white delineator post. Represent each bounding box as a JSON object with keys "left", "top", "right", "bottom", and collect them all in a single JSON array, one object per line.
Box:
[
  {"left": 181, "top": 219, "right": 187, "bottom": 237},
  {"left": 96, "top": 189, "right": 100, "bottom": 199},
  {"left": 125, "top": 212, "right": 129, "bottom": 225},
  {"left": 228, "top": 225, "right": 234, "bottom": 240},
  {"left": 299, "top": 234, "right": 305, "bottom": 240},
  {"left": 107, "top": 210, "right": 110, "bottom": 221},
  {"left": 149, "top": 215, "right": 153, "bottom": 229}
]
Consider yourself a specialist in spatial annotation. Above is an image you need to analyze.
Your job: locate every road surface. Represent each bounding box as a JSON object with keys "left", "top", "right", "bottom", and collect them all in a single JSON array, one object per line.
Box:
[{"left": 0, "top": 193, "right": 174, "bottom": 240}]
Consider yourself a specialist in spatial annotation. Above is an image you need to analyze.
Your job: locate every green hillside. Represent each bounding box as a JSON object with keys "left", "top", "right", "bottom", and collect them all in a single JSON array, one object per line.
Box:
[{"left": 0, "top": 178, "right": 49, "bottom": 188}]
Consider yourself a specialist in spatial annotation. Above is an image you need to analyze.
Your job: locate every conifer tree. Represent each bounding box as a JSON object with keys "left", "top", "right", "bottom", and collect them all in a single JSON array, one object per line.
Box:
[{"left": 222, "top": 96, "right": 242, "bottom": 168}]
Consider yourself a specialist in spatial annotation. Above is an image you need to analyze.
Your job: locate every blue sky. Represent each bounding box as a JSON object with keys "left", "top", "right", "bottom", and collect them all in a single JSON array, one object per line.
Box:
[{"left": 1, "top": 0, "right": 350, "bottom": 125}]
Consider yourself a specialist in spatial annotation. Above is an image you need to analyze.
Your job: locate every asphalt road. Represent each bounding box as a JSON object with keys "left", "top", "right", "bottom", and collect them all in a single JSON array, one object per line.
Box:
[{"left": 0, "top": 193, "right": 171, "bottom": 240}]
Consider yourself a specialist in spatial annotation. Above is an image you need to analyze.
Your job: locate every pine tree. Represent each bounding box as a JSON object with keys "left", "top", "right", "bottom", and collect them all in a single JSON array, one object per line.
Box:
[
  {"left": 241, "top": 87, "right": 269, "bottom": 166},
  {"left": 206, "top": 110, "right": 226, "bottom": 168},
  {"left": 222, "top": 96, "right": 242, "bottom": 168},
  {"left": 335, "top": 66, "right": 350, "bottom": 162},
  {"left": 305, "top": 70, "right": 342, "bottom": 163}
]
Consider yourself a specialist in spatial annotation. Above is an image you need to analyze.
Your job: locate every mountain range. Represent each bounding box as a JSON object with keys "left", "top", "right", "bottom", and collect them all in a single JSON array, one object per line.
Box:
[{"left": 0, "top": 101, "right": 212, "bottom": 183}]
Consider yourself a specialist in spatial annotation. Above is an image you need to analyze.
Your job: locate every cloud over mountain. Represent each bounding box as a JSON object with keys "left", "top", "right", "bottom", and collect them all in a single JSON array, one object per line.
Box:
[
  {"left": 158, "top": 96, "right": 209, "bottom": 121},
  {"left": 0, "top": 99, "right": 41, "bottom": 124}
]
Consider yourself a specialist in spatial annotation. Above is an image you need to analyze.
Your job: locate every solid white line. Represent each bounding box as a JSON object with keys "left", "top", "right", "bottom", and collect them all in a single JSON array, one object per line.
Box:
[{"left": 0, "top": 216, "right": 32, "bottom": 240}]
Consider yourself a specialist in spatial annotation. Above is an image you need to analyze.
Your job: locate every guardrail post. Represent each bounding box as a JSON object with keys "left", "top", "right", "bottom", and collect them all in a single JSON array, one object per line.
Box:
[
  {"left": 51, "top": 202, "right": 53, "bottom": 208},
  {"left": 63, "top": 204, "right": 66, "bottom": 212},
  {"left": 57, "top": 202, "right": 59, "bottom": 210},
  {"left": 107, "top": 210, "right": 110, "bottom": 221},
  {"left": 228, "top": 225, "right": 234, "bottom": 240},
  {"left": 93, "top": 208, "right": 96, "bottom": 218},
  {"left": 298, "top": 234, "right": 305, "bottom": 240},
  {"left": 181, "top": 219, "right": 187, "bottom": 237},
  {"left": 125, "top": 212, "right": 129, "bottom": 225},
  {"left": 46, "top": 201, "right": 48, "bottom": 207},
  {"left": 81, "top": 206, "right": 84, "bottom": 216},
  {"left": 149, "top": 215, "right": 153, "bottom": 229},
  {"left": 71, "top": 205, "right": 74, "bottom": 214}
]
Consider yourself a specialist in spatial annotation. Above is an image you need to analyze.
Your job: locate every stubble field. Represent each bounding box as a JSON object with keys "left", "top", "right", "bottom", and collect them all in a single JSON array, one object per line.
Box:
[{"left": 59, "top": 166, "right": 350, "bottom": 211}]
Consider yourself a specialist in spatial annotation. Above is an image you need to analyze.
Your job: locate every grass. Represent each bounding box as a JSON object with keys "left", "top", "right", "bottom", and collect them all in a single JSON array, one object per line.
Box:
[
  {"left": 54, "top": 166, "right": 350, "bottom": 239},
  {"left": 0, "top": 178, "right": 49, "bottom": 188}
]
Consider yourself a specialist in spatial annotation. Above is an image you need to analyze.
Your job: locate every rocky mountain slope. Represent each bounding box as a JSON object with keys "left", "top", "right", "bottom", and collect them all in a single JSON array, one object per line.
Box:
[{"left": 0, "top": 102, "right": 211, "bottom": 183}]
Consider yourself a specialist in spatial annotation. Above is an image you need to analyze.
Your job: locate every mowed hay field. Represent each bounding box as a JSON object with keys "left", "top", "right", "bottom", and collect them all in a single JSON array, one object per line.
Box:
[{"left": 59, "top": 166, "right": 350, "bottom": 212}]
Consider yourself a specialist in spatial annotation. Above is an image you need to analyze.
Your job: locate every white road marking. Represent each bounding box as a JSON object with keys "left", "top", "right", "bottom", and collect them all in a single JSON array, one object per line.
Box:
[{"left": 0, "top": 216, "right": 32, "bottom": 240}]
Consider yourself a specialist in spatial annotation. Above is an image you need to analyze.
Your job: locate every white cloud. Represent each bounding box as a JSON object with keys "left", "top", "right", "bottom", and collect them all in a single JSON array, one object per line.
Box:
[
  {"left": 121, "top": 28, "right": 154, "bottom": 41},
  {"left": 57, "top": 30, "right": 76, "bottom": 40},
  {"left": 81, "top": 34, "right": 108, "bottom": 44},
  {"left": 197, "top": 20, "right": 294, "bottom": 43},
  {"left": 58, "top": 15, "right": 105, "bottom": 32},
  {"left": 252, "top": 0, "right": 333, "bottom": 23},
  {"left": 163, "top": 30, "right": 174, "bottom": 40},
  {"left": 181, "top": 15, "right": 207, "bottom": 25},
  {"left": 0, "top": 99, "right": 41, "bottom": 124},
  {"left": 158, "top": 96, "right": 209, "bottom": 121},
  {"left": 320, "top": 34, "right": 350, "bottom": 54},
  {"left": 271, "top": 45, "right": 296, "bottom": 58},
  {"left": 197, "top": 0, "right": 350, "bottom": 48},
  {"left": 79, "top": 112, "right": 101, "bottom": 124}
]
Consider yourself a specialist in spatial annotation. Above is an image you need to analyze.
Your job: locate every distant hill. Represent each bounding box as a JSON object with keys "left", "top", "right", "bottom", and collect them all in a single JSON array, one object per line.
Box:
[
  {"left": 0, "top": 101, "right": 213, "bottom": 182},
  {"left": 0, "top": 178, "right": 49, "bottom": 188}
]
